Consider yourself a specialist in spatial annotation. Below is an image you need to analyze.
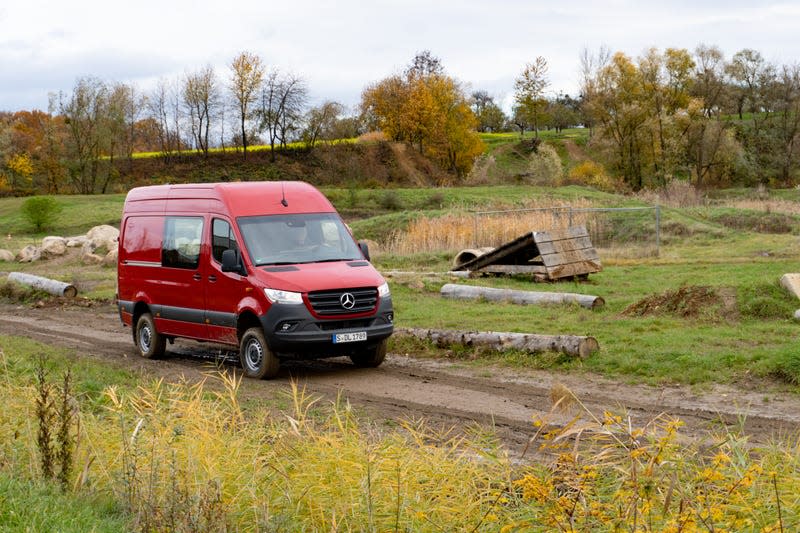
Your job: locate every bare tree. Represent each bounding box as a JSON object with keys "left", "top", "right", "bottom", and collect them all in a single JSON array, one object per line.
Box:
[
  {"left": 148, "top": 78, "right": 183, "bottom": 159},
  {"left": 183, "top": 65, "right": 219, "bottom": 157},
  {"left": 59, "top": 77, "right": 108, "bottom": 194},
  {"left": 258, "top": 70, "right": 308, "bottom": 160},
  {"left": 229, "top": 51, "right": 265, "bottom": 158}
]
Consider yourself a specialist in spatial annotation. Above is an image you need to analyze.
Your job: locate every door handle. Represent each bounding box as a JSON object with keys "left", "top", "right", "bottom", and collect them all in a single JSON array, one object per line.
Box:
[
  {"left": 193, "top": 273, "right": 202, "bottom": 281},
  {"left": 208, "top": 275, "right": 217, "bottom": 282}
]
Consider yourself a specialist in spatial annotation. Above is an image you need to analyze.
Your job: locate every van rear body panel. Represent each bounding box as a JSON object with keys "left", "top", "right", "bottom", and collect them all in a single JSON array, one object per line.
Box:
[{"left": 117, "top": 181, "right": 393, "bottom": 373}]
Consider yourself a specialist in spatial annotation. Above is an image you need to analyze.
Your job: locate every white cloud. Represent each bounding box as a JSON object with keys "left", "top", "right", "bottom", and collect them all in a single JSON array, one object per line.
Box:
[{"left": 2, "top": 0, "right": 800, "bottom": 111}]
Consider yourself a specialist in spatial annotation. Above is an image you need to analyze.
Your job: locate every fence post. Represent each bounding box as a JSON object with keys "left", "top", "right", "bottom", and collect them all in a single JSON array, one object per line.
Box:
[
  {"left": 568, "top": 207, "right": 573, "bottom": 227},
  {"left": 474, "top": 214, "right": 479, "bottom": 246},
  {"left": 655, "top": 205, "right": 661, "bottom": 256}
]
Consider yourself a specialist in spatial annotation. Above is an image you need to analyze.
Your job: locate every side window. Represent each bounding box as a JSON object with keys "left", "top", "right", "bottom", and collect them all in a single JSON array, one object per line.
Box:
[
  {"left": 162, "top": 216, "right": 203, "bottom": 269},
  {"left": 212, "top": 218, "right": 239, "bottom": 263}
]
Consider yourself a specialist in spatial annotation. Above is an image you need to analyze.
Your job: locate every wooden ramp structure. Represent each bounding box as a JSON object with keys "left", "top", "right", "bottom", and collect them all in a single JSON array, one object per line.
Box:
[{"left": 453, "top": 226, "right": 602, "bottom": 281}]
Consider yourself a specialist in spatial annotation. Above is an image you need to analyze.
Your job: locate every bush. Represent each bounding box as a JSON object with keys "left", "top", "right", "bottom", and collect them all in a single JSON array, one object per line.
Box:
[
  {"left": 568, "top": 160, "right": 618, "bottom": 192},
  {"left": 526, "top": 143, "right": 563, "bottom": 185},
  {"left": 21, "top": 196, "right": 62, "bottom": 232}
]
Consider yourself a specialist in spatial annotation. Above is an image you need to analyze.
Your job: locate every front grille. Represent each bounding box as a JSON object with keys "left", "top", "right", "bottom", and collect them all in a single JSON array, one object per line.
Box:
[{"left": 307, "top": 287, "right": 378, "bottom": 315}]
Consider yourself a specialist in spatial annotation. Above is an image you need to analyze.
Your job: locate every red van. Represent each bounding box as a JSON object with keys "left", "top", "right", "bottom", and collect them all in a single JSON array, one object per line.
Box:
[{"left": 117, "top": 181, "right": 393, "bottom": 378}]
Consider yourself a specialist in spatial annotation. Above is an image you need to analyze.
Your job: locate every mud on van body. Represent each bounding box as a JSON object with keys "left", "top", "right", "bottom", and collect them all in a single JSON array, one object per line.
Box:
[{"left": 117, "top": 181, "right": 393, "bottom": 379}]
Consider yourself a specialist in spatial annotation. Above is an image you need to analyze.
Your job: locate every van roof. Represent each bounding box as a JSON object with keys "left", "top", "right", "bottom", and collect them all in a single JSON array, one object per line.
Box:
[{"left": 124, "top": 181, "right": 336, "bottom": 216}]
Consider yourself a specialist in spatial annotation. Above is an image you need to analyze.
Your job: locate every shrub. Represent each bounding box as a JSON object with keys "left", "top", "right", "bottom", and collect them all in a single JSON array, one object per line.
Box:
[
  {"left": 526, "top": 143, "right": 563, "bottom": 185},
  {"left": 379, "top": 190, "right": 403, "bottom": 211},
  {"left": 21, "top": 196, "right": 62, "bottom": 232},
  {"left": 568, "top": 160, "right": 619, "bottom": 192}
]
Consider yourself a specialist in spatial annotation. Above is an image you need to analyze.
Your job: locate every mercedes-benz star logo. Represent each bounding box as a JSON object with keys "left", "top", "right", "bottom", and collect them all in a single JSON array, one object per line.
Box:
[{"left": 340, "top": 292, "right": 355, "bottom": 310}]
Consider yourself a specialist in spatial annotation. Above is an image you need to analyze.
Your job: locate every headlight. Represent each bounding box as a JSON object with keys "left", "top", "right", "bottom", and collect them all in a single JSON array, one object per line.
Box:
[
  {"left": 377, "top": 282, "right": 391, "bottom": 298},
  {"left": 264, "top": 288, "right": 304, "bottom": 305}
]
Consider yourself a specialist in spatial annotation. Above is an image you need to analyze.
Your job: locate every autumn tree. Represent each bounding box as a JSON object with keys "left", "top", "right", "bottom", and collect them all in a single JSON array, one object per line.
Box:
[
  {"left": 229, "top": 51, "right": 265, "bottom": 158},
  {"left": 302, "top": 101, "right": 344, "bottom": 148},
  {"left": 514, "top": 57, "right": 550, "bottom": 138},
  {"left": 361, "top": 51, "right": 483, "bottom": 178}
]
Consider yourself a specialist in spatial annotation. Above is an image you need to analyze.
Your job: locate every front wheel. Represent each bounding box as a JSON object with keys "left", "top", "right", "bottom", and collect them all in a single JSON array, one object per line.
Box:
[
  {"left": 350, "top": 339, "right": 387, "bottom": 368},
  {"left": 239, "top": 328, "right": 280, "bottom": 379},
  {"left": 135, "top": 313, "right": 166, "bottom": 359}
]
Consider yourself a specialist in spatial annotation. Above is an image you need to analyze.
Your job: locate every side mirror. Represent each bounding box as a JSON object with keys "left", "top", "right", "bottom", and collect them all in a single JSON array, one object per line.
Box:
[
  {"left": 221, "top": 249, "right": 245, "bottom": 275},
  {"left": 358, "top": 241, "right": 370, "bottom": 262}
]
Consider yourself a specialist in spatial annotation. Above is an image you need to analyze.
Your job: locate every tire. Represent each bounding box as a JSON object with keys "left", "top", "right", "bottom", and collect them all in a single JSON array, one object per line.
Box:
[
  {"left": 135, "top": 313, "right": 166, "bottom": 359},
  {"left": 239, "top": 328, "right": 280, "bottom": 379},
  {"left": 350, "top": 339, "right": 387, "bottom": 368}
]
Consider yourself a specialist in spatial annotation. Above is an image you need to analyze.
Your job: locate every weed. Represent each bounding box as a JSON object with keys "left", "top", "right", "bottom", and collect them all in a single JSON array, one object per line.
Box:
[
  {"left": 379, "top": 190, "right": 404, "bottom": 210},
  {"left": 34, "top": 355, "right": 77, "bottom": 490},
  {"left": 738, "top": 282, "right": 796, "bottom": 319}
]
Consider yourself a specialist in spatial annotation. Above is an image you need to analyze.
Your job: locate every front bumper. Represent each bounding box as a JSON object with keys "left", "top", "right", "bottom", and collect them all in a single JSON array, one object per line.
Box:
[{"left": 260, "top": 297, "right": 394, "bottom": 358}]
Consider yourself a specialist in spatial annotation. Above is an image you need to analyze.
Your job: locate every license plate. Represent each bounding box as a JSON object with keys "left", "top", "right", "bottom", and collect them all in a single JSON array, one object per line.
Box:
[{"left": 333, "top": 331, "right": 367, "bottom": 344}]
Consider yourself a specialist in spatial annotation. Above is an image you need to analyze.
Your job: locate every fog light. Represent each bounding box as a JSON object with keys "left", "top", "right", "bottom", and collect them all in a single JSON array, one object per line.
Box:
[
  {"left": 386, "top": 313, "right": 394, "bottom": 323},
  {"left": 277, "top": 321, "right": 298, "bottom": 332}
]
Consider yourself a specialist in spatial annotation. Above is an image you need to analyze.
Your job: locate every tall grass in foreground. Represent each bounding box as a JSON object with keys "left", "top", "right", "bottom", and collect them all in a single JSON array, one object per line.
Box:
[{"left": 2, "top": 346, "right": 800, "bottom": 531}]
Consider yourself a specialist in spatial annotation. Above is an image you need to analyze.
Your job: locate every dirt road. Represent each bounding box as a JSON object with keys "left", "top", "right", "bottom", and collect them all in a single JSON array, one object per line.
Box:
[{"left": 3, "top": 300, "right": 799, "bottom": 452}]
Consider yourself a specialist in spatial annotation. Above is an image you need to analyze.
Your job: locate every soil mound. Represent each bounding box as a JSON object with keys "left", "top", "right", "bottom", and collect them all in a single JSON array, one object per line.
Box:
[{"left": 622, "top": 285, "right": 721, "bottom": 318}]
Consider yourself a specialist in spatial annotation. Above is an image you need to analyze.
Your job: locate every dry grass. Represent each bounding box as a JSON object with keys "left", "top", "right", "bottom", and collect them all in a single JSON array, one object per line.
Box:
[
  {"left": 388, "top": 200, "right": 595, "bottom": 254},
  {"left": 3, "top": 348, "right": 800, "bottom": 531}
]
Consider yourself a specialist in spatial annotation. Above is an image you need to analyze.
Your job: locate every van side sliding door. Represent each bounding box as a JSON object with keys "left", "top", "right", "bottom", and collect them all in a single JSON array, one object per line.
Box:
[{"left": 156, "top": 216, "right": 208, "bottom": 340}]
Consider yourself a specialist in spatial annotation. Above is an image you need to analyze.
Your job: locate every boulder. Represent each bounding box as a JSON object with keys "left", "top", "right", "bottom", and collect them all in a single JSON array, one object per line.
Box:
[
  {"left": 81, "top": 252, "right": 104, "bottom": 265},
  {"left": 0, "top": 249, "right": 14, "bottom": 262},
  {"left": 17, "top": 245, "right": 42, "bottom": 263},
  {"left": 86, "top": 225, "right": 119, "bottom": 250},
  {"left": 41, "top": 236, "right": 67, "bottom": 257},
  {"left": 102, "top": 246, "right": 119, "bottom": 267},
  {"left": 795, "top": 309, "right": 800, "bottom": 321},
  {"left": 66, "top": 236, "right": 89, "bottom": 248}
]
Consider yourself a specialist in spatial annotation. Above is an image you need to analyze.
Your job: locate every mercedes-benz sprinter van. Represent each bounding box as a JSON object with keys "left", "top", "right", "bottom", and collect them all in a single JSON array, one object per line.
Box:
[{"left": 117, "top": 181, "right": 393, "bottom": 378}]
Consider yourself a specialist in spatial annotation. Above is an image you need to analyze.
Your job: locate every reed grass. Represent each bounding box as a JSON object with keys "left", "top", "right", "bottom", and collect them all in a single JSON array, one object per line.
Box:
[{"left": 2, "top": 341, "right": 800, "bottom": 531}]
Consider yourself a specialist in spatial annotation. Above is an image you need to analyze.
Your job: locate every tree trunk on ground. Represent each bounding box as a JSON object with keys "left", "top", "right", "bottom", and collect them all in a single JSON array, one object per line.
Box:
[
  {"left": 7, "top": 272, "right": 77, "bottom": 298},
  {"left": 441, "top": 283, "right": 604, "bottom": 309},
  {"left": 396, "top": 327, "right": 599, "bottom": 359}
]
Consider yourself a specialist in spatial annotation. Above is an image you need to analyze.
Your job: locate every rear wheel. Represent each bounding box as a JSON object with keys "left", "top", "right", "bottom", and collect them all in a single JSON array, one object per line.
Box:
[
  {"left": 350, "top": 339, "right": 387, "bottom": 368},
  {"left": 135, "top": 313, "right": 166, "bottom": 359},
  {"left": 240, "top": 328, "right": 280, "bottom": 379}
]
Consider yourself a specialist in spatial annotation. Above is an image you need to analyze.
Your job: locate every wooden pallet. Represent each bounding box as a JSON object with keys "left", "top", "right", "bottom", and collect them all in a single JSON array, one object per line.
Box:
[{"left": 453, "top": 226, "right": 602, "bottom": 281}]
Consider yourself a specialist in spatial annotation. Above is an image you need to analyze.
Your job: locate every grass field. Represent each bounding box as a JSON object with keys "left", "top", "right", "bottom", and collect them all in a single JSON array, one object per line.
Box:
[
  {"left": 2, "top": 184, "right": 799, "bottom": 387},
  {"left": 2, "top": 180, "right": 800, "bottom": 531}
]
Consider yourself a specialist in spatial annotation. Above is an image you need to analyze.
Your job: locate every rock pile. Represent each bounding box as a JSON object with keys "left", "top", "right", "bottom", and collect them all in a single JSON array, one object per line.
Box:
[{"left": 0, "top": 224, "right": 119, "bottom": 266}]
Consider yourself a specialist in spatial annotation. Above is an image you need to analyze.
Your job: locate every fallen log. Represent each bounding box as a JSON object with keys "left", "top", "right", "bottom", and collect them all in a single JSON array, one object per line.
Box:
[
  {"left": 441, "top": 283, "right": 604, "bottom": 309},
  {"left": 396, "top": 327, "right": 599, "bottom": 359},
  {"left": 780, "top": 273, "right": 800, "bottom": 300},
  {"left": 7, "top": 272, "right": 77, "bottom": 298}
]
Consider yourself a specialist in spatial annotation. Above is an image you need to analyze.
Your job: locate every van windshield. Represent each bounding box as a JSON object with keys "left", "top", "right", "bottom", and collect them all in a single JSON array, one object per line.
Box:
[{"left": 238, "top": 213, "right": 363, "bottom": 266}]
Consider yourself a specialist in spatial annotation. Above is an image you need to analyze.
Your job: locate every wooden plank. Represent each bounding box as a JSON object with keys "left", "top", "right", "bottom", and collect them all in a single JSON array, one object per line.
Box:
[
  {"left": 474, "top": 264, "right": 548, "bottom": 275},
  {"left": 546, "top": 261, "right": 602, "bottom": 279},
  {"left": 454, "top": 232, "right": 537, "bottom": 270},
  {"left": 535, "top": 236, "right": 594, "bottom": 255},
  {"left": 540, "top": 248, "right": 601, "bottom": 267}
]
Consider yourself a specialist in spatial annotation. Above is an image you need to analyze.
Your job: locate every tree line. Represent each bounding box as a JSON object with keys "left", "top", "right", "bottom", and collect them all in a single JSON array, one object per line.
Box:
[{"left": 1, "top": 45, "right": 799, "bottom": 194}]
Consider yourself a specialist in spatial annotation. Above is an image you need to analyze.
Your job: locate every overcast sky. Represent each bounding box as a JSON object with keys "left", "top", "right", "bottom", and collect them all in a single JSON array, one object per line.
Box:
[{"left": 2, "top": 0, "right": 800, "bottom": 114}]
